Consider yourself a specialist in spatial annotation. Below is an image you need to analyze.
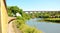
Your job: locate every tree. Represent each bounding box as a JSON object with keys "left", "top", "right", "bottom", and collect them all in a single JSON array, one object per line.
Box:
[{"left": 7, "top": 6, "right": 23, "bottom": 16}]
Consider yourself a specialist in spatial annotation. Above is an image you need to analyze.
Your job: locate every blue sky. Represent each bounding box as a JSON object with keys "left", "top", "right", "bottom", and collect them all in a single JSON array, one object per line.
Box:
[{"left": 6, "top": 0, "right": 60, "bottom": 11}]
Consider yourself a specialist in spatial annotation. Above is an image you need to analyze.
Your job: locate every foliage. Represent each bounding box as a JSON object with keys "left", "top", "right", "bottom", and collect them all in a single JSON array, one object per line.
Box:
[
  {"left": 7, "top": 6, "right": 60, "bottom": 33},
  {"left": 43, "top": 18, "right": 60, "bottom": 23},
  {"left": 22, "top": 13, "right": 31, "bottom": 20},
  {"left": 15, "top": 16, "right": 42, "bottom": 33},
  {"left": 7, "top": 6, "right": 23, "bottom": 16},
  {"left": 18, "top": 24, "right": 42, "bottom": 33}
]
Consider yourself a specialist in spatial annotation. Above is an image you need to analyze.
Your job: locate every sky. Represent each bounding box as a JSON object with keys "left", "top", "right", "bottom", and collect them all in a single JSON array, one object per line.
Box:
[{"left": 6, "top": 0, "right": 60, "bottom": 11}]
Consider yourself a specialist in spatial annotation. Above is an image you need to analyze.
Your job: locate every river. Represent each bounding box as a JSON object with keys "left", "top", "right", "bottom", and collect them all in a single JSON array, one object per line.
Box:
[{"left": 26, "top": 18, "right": 60, "bottom": 33}]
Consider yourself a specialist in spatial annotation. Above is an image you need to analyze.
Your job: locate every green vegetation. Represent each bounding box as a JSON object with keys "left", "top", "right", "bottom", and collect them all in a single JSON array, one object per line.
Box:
[
  {"left": 7, "top": 6, "right": 43, "bottom": 33},
  {"left": 22, "top": 13, "right": 31, "bottom": 20},
  {"left": 36, "top": 12, "right": 60, "bottom": 23},
  {"left": 15, "top": 21, "right": 42, "bottom": 33},
  {"left": 7, "top": 6, "right": 60, "bottom": 33},
  {"left": 7, "top": 6, "right": 23, "bottom": 16},
  {"left": 44, "top": 18, "right": 60, "bottom": 20},
  {"left": 14, "top": 16, "right": 42, "bottom": 33},
  {"left": 43, "top": 18, "right": 60, "bottom": 23},
  {"left": 38, "top": 18, "right": 60, "bottom": 23}
]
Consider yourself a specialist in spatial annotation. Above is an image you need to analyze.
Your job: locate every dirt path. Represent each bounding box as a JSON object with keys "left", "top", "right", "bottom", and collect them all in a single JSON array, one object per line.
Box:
[
  {"left": 8, "top": 20, "right": 22, "bottom": 33},
  {"left": 13, "top": 22, "right": 22, "bottom": 33},
  {"left": 8, "top": 21, "right": 15, "bottom": 33}
]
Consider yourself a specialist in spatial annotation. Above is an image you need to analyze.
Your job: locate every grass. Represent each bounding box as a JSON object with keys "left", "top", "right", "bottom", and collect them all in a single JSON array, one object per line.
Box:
[
  {"left": 44, "top": 18, "right": 60, "bottom": 20},
  {"left": 37, "top": 18, "right": 60, "bottom": 23},
  {"left": 43, "top": 18, "right": 60, "bottom": 23},
  {"left": 18, "top": 24, "right": 43, "bottom": 33},
  {"left": 14, "top": 16, "right": 43, "bottom": 33}
]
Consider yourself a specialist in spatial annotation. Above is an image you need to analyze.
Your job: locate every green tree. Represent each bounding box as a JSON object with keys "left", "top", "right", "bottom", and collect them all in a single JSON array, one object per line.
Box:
[{"left": 7, "top": 6, "right": 23, "bottom": 16}]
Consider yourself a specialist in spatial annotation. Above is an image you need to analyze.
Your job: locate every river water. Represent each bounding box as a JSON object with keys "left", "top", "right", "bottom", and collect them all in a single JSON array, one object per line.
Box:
[{"left": 26, "top": 18, "right": 60, "bottom": 33}]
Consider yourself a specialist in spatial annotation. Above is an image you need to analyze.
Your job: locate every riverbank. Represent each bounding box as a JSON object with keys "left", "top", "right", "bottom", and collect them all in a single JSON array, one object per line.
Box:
[
  {"left": 14, "top": 17, "right": 43, "bottom": 33},
  {"left": 38, "top": 18, "right": 60, "bottom": 23},
  {"left": 26, "top": 18, "right": 60, "bottom": 33},
  {"left": 44, "top": 18, "right": 60, "bottom": 23}
]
